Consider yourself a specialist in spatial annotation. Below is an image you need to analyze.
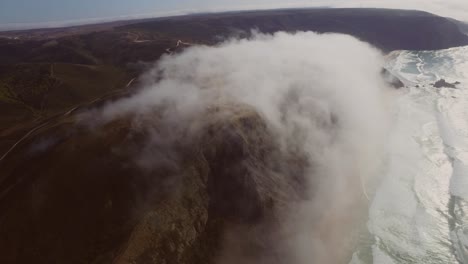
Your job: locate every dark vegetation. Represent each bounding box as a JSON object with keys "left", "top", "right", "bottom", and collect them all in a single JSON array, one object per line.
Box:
[{"left": 0, "top": 8, "right": 467, "bottom": 264}]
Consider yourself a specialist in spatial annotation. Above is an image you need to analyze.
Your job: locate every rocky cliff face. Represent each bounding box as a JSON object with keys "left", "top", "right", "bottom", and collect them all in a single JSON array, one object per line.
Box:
[{"left": 0, "top": 102, "right": 308, "bottom": 264}]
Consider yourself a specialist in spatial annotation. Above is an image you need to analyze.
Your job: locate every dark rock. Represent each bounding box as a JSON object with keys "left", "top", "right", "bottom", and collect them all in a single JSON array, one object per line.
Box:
[
  {"left": 381, "top": 68, "right": 405, "bottom": 89},
  {"left": 433, "top": 79, "right": 459, "bottom": 88}
]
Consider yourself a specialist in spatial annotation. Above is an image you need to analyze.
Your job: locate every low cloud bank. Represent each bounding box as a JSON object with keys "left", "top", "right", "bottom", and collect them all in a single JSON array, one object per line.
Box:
[{"left": 97, "top": 31, "right": 393, "bottom": 263}]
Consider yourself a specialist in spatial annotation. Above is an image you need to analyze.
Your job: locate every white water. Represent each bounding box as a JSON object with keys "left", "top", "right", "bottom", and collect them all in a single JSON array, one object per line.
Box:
[{"left": 352, "top": 46, "right": 468, "bottom": 264}]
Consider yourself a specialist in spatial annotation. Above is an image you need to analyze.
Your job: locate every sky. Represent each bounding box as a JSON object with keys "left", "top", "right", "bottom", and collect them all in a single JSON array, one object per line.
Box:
[{"left": 0, "top": 0, "right": 467, "bottom": 30}]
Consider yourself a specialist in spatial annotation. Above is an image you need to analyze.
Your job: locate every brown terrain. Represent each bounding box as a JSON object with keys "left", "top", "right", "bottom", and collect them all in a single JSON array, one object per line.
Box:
[{"left": 0, "top": 8, "right": 467, "bottom": 264}]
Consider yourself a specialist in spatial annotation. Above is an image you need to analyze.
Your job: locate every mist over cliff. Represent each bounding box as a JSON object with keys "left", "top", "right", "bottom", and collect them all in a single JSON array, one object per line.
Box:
[{"left": 87, "top": 31, "right": 393, "bottom": 263}]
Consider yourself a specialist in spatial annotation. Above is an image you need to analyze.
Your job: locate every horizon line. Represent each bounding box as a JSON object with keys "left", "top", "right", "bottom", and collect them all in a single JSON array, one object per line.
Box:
[{"left": 0, "top": 5, "right": 446, "bottom": 33}]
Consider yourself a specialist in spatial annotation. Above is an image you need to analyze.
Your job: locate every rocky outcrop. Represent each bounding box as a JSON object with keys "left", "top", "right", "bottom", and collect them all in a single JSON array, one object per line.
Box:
[{"left": 433, "top": 79, "right": 460, "bottom": 88}]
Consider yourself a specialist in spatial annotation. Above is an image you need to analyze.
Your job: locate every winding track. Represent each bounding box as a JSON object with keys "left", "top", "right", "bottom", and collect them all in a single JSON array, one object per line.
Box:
[
  {"left": 0, "top": 77, "right": 136, "bottom": 163},
  {"left": 0, "top": 121, "right": 51, "bottom": 162},
  {"left": 0, "top": 39, "right": 189, "bottom": 194}
]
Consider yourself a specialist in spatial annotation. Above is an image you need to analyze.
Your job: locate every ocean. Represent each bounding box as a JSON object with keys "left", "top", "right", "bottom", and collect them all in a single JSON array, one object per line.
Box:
[{"left": 352, "top": 46, "right": 468, "bottom": 264}]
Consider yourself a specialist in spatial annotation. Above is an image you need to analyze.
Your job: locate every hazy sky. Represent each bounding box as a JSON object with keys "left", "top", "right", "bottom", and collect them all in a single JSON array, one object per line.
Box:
[{"left": 0, "top": 0, "right": 467, "bottom": 30}]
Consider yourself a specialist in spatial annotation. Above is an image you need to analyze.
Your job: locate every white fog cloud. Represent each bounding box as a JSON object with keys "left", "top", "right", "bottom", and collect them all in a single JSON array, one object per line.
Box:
[{"left": 93, "top": 31, "right": 394, "bottom": 263}]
